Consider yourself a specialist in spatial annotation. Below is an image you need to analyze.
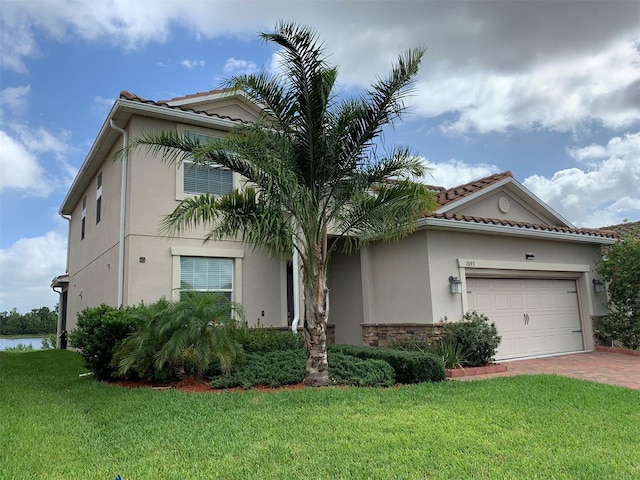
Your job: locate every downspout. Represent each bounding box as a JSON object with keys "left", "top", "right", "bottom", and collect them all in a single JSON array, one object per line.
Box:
[
  {"left": 109, "top": 120, "right": 128, "bottom": 307},
  {"left": 291, "top": 245, "right": 300, "bottom": 333},
  {"left": 54, "top": 213, "right": 71, "bottom": 348}
]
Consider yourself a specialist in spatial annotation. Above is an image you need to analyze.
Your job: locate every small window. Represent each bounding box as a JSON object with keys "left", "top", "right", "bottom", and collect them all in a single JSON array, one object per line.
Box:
[
  {"left": 182, "top": 132, "right": 232, "bottom": 196},
  {"left": 81, "top": 196, "right": 87, "bottom": 240},
  {"left": 96, "top": 171, "right": 102, "bottom": 224}
]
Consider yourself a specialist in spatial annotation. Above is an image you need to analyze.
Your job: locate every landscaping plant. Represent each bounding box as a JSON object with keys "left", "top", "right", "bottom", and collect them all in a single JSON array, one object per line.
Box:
[
  {"left": 115, "top": 293, "right": 246, "bottom": 380},
  {"left": 440, "top": 311, "right": 501, "bottom": 367},
  {"left": 597, "top": 230, "right": 640, "bottom": 350},
  {"left": 69, "top": 303, "right": 144, "bottom": 380}
]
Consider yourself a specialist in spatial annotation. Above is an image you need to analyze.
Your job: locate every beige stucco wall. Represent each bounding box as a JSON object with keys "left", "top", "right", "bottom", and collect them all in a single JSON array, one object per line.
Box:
[
  {"left": 327, "top": 241, "right": 364, "bottom": 344},
  {"left": 65, "top": 138, "right": 125, "bottom": 331},
  {"left": 456, "top": 190, "right": 550, "bottom": 224},
  {"left": 348, "top": 227, "right": 607, "bottom": 350},
  {"left": 64, "top": 113, "right": 286, "bottom": 332}
]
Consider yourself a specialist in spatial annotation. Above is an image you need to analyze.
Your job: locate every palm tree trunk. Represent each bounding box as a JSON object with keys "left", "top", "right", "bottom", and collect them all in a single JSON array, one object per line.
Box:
[{"left": 303, "top": 268, "right": 330, "bottom": 387}]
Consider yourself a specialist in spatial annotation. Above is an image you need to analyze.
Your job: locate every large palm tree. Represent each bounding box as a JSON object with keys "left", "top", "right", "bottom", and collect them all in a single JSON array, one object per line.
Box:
[{"left": 128, "top": 22, "right": 437, "bottom": 386}]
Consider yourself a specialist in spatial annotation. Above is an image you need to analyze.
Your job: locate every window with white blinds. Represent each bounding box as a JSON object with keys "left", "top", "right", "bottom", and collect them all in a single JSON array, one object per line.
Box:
[
  {"left": 180, "top": 257, "right": 233, "bottom": 299},
  {"left": 183, "top": 132, "right": 232, "bottom": 196}
]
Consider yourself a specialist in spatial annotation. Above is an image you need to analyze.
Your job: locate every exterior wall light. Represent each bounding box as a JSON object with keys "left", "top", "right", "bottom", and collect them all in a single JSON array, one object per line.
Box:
[
  {"left": 592, "top": 279, "right": 605, "bottom": 293},
  {"left": 449, "top": 276, "right": 463, "bottom": 294},
  {"left": 525, "top": 253, "right": 535, "bottom": 260}
]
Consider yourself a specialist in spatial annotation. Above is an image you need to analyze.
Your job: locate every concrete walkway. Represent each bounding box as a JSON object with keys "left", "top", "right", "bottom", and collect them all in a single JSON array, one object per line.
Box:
[{"left": 457, "top": 351, "right": 640, "bottom": 390}]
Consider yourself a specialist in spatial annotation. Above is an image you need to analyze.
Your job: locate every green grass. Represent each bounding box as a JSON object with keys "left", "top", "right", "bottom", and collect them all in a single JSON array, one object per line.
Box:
[{"left": 1, "top": 351, "right": 639, "bottom": 479}]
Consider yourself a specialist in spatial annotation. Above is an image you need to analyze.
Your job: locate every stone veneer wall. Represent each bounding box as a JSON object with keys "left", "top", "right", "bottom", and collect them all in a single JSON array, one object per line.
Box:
[
  {"left": 361, "top": 323, "right": 444, "bottom": 347},
  {"left": 271, "top": 324, "right": 336, "bottom": 344}
]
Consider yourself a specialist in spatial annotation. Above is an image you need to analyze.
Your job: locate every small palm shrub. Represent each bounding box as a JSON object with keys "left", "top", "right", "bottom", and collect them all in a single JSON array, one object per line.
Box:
[
  {"left": 441, "top": 311, "right": 501, "bottom": 367},
  {"left": 114, "top": 293, "right": 245, "bottom": 380},
  {"left": 69, "top": 304, "right": 144, "bottom": 380}
]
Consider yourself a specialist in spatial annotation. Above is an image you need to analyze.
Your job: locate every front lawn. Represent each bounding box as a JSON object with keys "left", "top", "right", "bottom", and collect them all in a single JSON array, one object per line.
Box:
[{"left": 1, "top": 350, "right": 638, "bottom": 479}]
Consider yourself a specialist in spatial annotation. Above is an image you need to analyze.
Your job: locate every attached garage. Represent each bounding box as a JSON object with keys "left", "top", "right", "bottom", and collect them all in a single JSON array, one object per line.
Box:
[{"left": 466, "top": 277, "right": 584, "bottom": 360}]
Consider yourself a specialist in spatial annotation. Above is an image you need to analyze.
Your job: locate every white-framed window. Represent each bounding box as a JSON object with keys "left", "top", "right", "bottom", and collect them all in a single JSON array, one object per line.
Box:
[
  {"left": 182, "top": 131, "right": 233, "bottom": 196},
  {"left": 81, "top": 195, "right": 87, "bottom": 240},
  {"left": 180, "top": 256, "right": 234, "bottom": 300},
  {"left": 96, "top": 171, "right": 102, "bottom": 224},
  {"left": 171, "top": 247, "right": 244, "bottom": 304}
]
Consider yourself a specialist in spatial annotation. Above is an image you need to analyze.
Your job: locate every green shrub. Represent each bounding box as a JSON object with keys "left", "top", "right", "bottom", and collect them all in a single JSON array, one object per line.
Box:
[
  {"left": 4, "top": 343, "right": 34, "bottom": 352},
  {"left": 209, "top": 350, "right": 305, "bottom": 389},
  {"left": 69, "top": 304, "right": 143, "bottom": 380},
  {"left": 328, "top": 344, "right": 445, "bottom": 384},
  {"left": 209, "top": 350, "right": 395, "bottom": 389},
  {"left": 328, "top": 353, "right": 394, "bottom": 387},
  {"left": 433, "top": 339, "right": 468, "bottom": 369},
  {"left": 441, "top": 311, "right": 501, "bottom": 367},
  {"left": 594, "top": 312, "right": 640, "bottom": 350},
  {"left": 232, "top": 325, "right": 304, "bottom": 353},
  {"left": 388, "top": 337, "right": 435, "bottom": 353}
]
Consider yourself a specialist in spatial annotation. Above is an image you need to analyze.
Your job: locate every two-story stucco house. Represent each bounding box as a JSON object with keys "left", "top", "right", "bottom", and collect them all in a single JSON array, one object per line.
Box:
[{"left": 53, "top": 89, "right": 616, "bottom": 361}]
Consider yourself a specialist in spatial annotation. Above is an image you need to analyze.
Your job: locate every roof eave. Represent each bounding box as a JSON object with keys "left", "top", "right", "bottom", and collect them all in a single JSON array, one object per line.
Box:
[
  {"left": 417, "top": 217, "right": 616, "bottom": 245},
  {"left": 59, "top": 99, "right": 242, "bottom": 215}
]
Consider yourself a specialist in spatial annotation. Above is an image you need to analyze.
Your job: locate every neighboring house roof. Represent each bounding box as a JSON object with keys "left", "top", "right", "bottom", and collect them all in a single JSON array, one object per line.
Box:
[{"left": 601, "top": 220, "right": 640, "bottom": 239}]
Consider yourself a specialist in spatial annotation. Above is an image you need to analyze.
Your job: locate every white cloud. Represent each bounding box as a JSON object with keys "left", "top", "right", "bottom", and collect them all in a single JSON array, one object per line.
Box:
[
  {"left": 0, "top": 85, "right": 31, "bottom": 119},
  {"left": 181, "top": 59, "right": 205, "bottom": 68},
  {"left": 425, "top": 158, "right": 500, "bottom": 188},
  {"left": 223, "top": 57, "right": 258, "bottom": 76},
  {"left": 0, "top": 230, "right": 67, "bottom": 313},
  {"left": 524, "top": 132, "right": 640, "bottom": 227},
  {"left": 92, "top": 95, "right": 115, "bottom": 117},
  {"left": 3, "top": 1, "right": 637, "bottom": 135},
  {"left": 0, "top": 130, "right": 52, "bottom": 196}
]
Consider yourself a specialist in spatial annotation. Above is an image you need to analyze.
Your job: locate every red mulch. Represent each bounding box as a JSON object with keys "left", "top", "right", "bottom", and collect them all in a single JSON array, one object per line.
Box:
[{"left": 110, "top": 377, "right": 308, "bottom": 393}]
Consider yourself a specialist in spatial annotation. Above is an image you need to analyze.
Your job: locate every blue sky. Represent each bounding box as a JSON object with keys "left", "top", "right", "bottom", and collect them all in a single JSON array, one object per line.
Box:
[{"left": 1, "top": 0, "right": 639, "bottom": 313}]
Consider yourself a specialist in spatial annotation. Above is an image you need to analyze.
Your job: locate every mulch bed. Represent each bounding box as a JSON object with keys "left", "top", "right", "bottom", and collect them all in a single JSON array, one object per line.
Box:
[
  {"left": 595, "top": 346, "right": 640, "bottom": 357},
  {"left": 111, "top": 378, "right": 308, "bottom": 393}
]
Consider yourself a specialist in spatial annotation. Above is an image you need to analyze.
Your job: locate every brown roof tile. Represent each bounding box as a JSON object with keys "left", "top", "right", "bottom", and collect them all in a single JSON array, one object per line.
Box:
[
  {"left": 429, "top": 212, "right": 617, "bottom": 239},
  {"left": 119, "top": 90, "right": 249, "bottom": 124},
  {"left": 435, "top": 171, "right": 513, "bottom": 207},
  {"left": 161, "top": 88, "right": 234, "bottom": 103},
  {"left": 601, "top": 220, "right": 640, "bottom": 238}
]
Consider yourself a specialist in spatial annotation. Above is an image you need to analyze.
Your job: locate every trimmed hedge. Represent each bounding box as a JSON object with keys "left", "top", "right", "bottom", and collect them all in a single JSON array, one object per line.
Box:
[
  {"left": 329, "top": 344, "right": 445, "bottom": 384},
  {"left": 232, "top": 326, "right": 305, "bottom": 353},
  {"left": 328, "top": 353, "right": 394, "bottom": 387},
  {"left": 209, "top": 350, "right": 395, "bottom": 389}
]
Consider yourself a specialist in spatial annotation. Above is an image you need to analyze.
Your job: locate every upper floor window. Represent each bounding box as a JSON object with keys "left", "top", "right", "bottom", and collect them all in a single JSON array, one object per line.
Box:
[
  {"left": 96, "top": 171, "right": 102, "bottom": 224},
  {"left": 183, "top": 132, "right": 232, "bottom": 196},
  {"left": 81, "top": 196, "right": 87, "bottom": 240}
]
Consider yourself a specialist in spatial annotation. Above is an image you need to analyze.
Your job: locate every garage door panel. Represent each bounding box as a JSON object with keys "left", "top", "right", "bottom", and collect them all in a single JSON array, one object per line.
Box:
[{"left": 466, "top": 277, "right": 583, "bottom": 360}]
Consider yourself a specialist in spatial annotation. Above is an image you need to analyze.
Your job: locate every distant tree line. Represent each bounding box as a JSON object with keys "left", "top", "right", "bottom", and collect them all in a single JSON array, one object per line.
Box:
[{"left": 0, "top": 306, "right": 58, "bottom": 335}]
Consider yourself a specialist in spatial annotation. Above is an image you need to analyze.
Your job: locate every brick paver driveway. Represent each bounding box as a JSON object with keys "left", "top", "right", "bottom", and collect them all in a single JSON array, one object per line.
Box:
[{"left": 463, "top": 351, "right": 640, "bottom": 389}]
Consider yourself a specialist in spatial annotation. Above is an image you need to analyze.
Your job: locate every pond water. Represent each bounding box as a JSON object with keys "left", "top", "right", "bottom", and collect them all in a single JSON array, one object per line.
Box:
[{"left": 0, "top": 337, "right": 47, "bottom": 351}]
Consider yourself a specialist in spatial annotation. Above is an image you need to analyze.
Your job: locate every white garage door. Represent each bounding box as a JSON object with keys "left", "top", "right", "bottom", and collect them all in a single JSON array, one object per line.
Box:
[{"left": 466, "top": 278, "right": 583, "bottom": 360}]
